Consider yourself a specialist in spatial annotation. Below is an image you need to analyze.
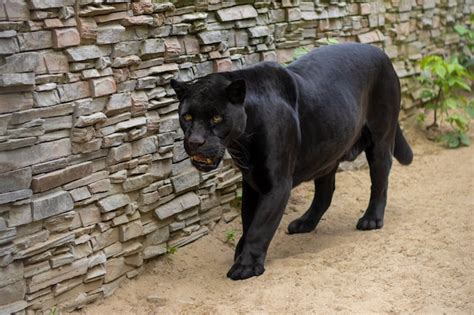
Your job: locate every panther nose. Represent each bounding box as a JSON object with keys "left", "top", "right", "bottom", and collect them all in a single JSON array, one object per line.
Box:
[{"left": 188, "top": 135, "right": 206, "bottom": 151}]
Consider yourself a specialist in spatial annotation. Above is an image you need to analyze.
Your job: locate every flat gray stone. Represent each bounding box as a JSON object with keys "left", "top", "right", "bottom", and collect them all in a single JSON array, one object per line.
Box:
[
  {"left": 247, "top": 26, "right": 270, "bottom": 38},
  {"left": 0, "top": 261, "right": 23, "bottom": 287},
  {"left": 131, "top": 136, "right": 158, "bottom": 158},
  {"left": 115, "top": 117, "right": 147, "bottom": 131},
  {"left": 0, "top": 38, "right": 19, "bottom": 55},
  {"left": 8, "top": 204, "right": 32, "bottom": 227},
  {"left": 149, "top": 159, "right": 172, "bottom": 180},
  {"left": 106, "top": 93, "right": 132, "bottom": 113},
  {"left": 171, "top": 169, "right": 200, "bottom": 193},
  {"left": 140, "top": 38, "right": 165, "bottom": 56},
  {"left": 29, "top": 0, "right": 75, "bottom": 9},
  {"left": 0, "top": 301, "right": 27, "bottom": 315},
  {"left": 33, "top": 90, "right": 60, "bottom": 107},
  {"left": 112, "top": 41, "right": 142, "bottom": 58},
  {"left": 217, "top": 5, "right": 258, "bottom": 22},
  {"left": 119, "top": 220, "right": 144, "bottom": 242},
  {"left": 144, "top": 226, "right": 169, "bottom": 246},
  {"left": 0, "top": 227, "right": 16, "bottom": 245},
  {"left": 104, "top": 257, "right": 132, "bottom": 283},
  {"left": 107, "top": 143, "right": 132, "bottom": 164},
  {"left": 96, "top": 24, "right": 126, "bottom": 44},
  {"left": 97, "top": 194, "right": 130, "bottom": 212},
  {"left": 0, "top": 189, "right": 32, "bottom": 205},
  {"left": 65, "top": 45, "right": 112, "bottom": 61},
  {"left": 168, "top": 226, "right": 209, "bottom": 248},
  {"left": 172, "top": 141, "right": 188, "bottom": 163},
  {"left": 198, "top": 30, "right": 229, "bottom": 44},
  {"left": 57, "top": 81, "right": 91, "bottom": 102},
  {"left": 14, "top": 232, "right": 74, "bottom": 259},
  {"left": 31, "top": 190, "right": 74, "bottom": 220},
  {"left": 0, "top": 73, "right": 34, "bottom": 87},
  {"left": 0, "top": 167, "right": 31, "bottom": 194},
  {"left": 31, "top": 161, "right": 93, "bottom": 193},
  {"left": 74, "top": 112, "right": 107, "bottom": 127},
  {"left": 143, "top": 245, "right": 167, "bottom": 259},
  {"left": 122, "top": 174, "right": 155, "bottom": 192},
  {"left": 17, "top": 31, "right": 52, "bottom": 51},
  {"left": 154, "top": 192, "right": 200, "bottom": 220},
  {"left": 158, "top": 116, "right": 179, "bottom": 133},
  {"left": 28, "top": 257, "right": 88, "bottom": 293},
  {"left": 0, "top": 138, "right": 71, "bottom": 173}
]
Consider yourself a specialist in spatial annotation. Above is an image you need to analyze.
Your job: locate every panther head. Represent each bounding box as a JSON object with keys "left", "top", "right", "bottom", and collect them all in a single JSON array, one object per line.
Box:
[{"left": 170, "top": 75, "right": 247, "bottom": 172}]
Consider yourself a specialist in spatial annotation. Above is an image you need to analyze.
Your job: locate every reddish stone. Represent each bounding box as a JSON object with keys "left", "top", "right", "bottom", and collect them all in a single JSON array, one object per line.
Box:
[
  {"left": 78, "top": 18, "right": 97, "bottom": 41},
  {"left": 164, "top": 37, "right": 182, "bottom": 58},
  {"left": 183, "top": 36, "right": 200, "bottom": 55},
  {"left": 90, "top": 76, "right": 116, "bottom": 97},
  {"left": 44, "top": 18, "right": 64, "bottom": 28},
  {"left": 214, "top": 58, "right": 232, "bottom": 72},
  {"left": 44, "top": 53, "right": 69, "bottom": 74},
  {"left": 131, "top": 1, "right": 154, "bottom": 15},
  {"left": 0, "top": 93, "right": 33, "bottom": 114},
  {"left": 31, "top": 162, "right": 93, "bottom": 193},
  {"left": 52, "top": 28, "right": 80, "bottom": 48}
]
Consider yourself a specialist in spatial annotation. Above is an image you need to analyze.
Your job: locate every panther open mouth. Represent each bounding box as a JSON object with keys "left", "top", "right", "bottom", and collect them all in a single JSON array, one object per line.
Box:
[{"left": 190, "top": 154, "right": 220, "bottom": 172}]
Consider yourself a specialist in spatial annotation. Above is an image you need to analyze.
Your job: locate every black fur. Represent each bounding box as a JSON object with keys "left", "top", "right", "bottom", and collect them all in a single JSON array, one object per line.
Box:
[{"left": 171, "top": 43, "right": 413, "bottom": 280}]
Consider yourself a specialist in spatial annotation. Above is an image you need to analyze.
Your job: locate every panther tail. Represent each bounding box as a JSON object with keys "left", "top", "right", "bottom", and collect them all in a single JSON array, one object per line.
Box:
[{"left": 394, "top": 124, "right": 413, "bottom": 165}]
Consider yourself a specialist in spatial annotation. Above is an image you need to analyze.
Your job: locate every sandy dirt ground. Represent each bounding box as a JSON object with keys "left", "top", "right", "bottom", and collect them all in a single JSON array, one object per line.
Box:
[{"left": 78, "top": 130, "right": 473, "bottom": 314}]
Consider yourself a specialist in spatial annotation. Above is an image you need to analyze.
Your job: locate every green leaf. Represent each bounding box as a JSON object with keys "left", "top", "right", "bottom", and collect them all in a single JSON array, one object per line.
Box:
[
  {"left": 465, "top": 106, "right": 474, "bottom": 118},
  {"left": 444, "top": 98, "right": 458, "bottom": 109},
  {"left": 447, "top": 114, "right": 469, "bottom": 131},
  {"left": 460, "top": 132, "right": 471, "bottom": 146},
  {"left": 293, "top": 47, "right": 309, "bottom": 60},
  {"left": 434, "top": 64, "right": 447, "bottom": 78},
  {"left": 416, "top": 113, "right": 426, "bottom": 124},
  {"left": 441, "top": 133, "right": 461, "bottom": 148},
  {"left": 454, "top": 79, "right": 472, "bottom": 91},
  {"left": 455, "top": 25, "right": 468, "bottom": 35},
  {"left": 421, "top": 89, "right": 435, "bottom": 99},
  {"left": 425, "top": 102, "right": 438, "bottom": 110}
]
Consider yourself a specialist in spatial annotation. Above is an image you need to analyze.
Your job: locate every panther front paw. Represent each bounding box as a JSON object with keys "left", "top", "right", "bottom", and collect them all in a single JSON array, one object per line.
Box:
[
  {"left": 356, "top": 216, "right": 384, "bottom": 230},
  {"left": 287, "top": 217, "right": 316, "bottom": 234},
  {"left": 226, "top": 261, "right": 265, "bottom": 280}
]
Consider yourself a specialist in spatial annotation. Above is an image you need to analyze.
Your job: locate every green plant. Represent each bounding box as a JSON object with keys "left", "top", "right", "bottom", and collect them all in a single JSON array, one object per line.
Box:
[
  {"left": 49, "top": 307, "right": 59, "bottom": 315},
  {"left": 454, "top": 15, "right": 474, "bottom": 70},
  {"left": 292, "top": 46, "right": 310, "bottom": 60},
  {"left": 417, "top": 55, "right": 473, "bottom": 148},
  {"left": 316, "top": 37, "right": 339, "bottom": 46},
  {"left": 166, "top": 245, "right": 177, "bottom": 254},
  {"left": 225, "top": 228, "right": 237, "bottom": 244},
  {"left": 231, "top": 188, "right": 242, "bottom": 209}
]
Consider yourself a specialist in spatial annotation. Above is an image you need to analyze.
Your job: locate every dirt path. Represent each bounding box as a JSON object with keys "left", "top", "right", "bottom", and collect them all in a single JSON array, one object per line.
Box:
[{"left": 78, "top": 131, "right": 474, "bottom": 314}]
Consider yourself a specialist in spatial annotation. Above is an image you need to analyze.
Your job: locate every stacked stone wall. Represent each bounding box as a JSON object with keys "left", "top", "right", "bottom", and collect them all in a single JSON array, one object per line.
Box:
[{"left": 0, "top": 0, "right": 471, "bottom": 313}]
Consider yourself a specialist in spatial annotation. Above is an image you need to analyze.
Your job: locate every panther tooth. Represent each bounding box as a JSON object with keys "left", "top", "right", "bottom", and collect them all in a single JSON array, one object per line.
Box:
[{"left": 206, "top": 158, "right": 212, "bottom": 164}]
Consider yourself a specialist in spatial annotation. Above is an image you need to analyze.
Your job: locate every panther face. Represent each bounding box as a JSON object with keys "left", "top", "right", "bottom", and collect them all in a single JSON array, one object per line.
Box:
[{"left": 170, "top": 76, "right": 247, "bottom": 172}]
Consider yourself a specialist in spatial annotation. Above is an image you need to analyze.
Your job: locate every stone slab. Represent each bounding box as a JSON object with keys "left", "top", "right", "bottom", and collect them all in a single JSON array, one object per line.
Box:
[
  {"left": 32, "top": 162, "right": 93, "bottom": 193},
  {"left": 97, "top": 194, "right": 130, "bottom": 212},
  {"left": 28, "top": 257, "right": 88, "bottom": 293},
  {"left": 154, "top": 192, "right": 200, "bottom": 220},
  {"left": 31, "top": 191, "right": 74, "bottom": 220}
]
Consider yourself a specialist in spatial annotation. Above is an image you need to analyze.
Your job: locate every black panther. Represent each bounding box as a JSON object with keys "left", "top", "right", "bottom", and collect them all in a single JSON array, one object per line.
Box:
[{"left": 170, "top": 42, "right": 413, "bottom": 280}]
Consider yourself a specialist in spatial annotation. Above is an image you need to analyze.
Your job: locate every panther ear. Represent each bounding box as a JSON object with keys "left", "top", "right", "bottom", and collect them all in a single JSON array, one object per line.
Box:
[
  {"left": 225, "top": 79, "right": 246, "bottom": 105},
  {"left": 170, "top": 79, "right": 188, "bottom": 101}
]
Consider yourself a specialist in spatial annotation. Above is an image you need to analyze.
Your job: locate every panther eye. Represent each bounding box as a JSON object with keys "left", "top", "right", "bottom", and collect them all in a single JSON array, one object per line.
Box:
[
  {"left": 183, "top": 113, "right": 192, "bottom": 122},
  {"left": 211, "top": 115, "right": 223, "bottom": 124}
]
